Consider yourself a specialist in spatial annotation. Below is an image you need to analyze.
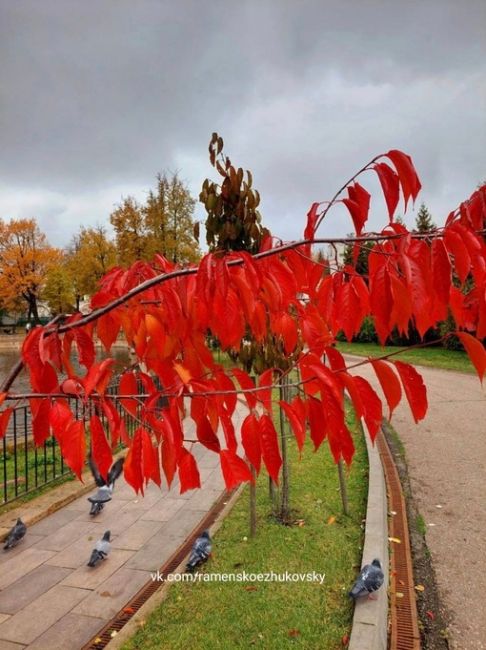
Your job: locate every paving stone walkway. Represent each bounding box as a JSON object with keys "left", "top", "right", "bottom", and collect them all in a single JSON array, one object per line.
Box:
[{"left": 0, "top": 406, "right": 247, "bottom": 650}]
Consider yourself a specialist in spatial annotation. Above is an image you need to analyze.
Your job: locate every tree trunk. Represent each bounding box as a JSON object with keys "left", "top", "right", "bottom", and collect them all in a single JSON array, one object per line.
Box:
[
  {"left": 249, "top": 465, "right": 257, "bottom": 537},
  {"left": 28, "top": 295, "right": 40, "bottom": 324},
  {"left": 337, "top": 458, "right": 349, "bottom": 516},
  {"left": 279, "top": 375, "right": 291, "bottom": 523}
]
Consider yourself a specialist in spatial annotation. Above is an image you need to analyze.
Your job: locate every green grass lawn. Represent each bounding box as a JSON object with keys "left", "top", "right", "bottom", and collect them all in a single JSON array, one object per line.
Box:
[
  {"left": 337, "top": 341, "right": 473, "bottom": 374},
  {"left": 123, "top": 410, "right": 368, "bottom": 650}
]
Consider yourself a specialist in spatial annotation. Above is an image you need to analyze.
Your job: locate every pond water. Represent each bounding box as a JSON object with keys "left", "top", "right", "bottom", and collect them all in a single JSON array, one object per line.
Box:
[{"left": 0, "top": 346, "right": 130, "bottom": 394}]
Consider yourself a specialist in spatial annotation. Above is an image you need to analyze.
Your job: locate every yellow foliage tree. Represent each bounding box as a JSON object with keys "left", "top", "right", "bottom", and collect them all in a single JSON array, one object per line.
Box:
[
  {"left": 110, "top": 173, "right": 200, "bottom": 267},
  {"left": 145, "top": 173, "right": 200, "bottom": 264},
  {"left": 109, "top": 197, "right": 148, "bottom": 266},
  {"left": 0, "top": 218, "right": 60, "bottom": 323},
  {"left": 66, "top": 226, "right": 117, "bottom": 307}
]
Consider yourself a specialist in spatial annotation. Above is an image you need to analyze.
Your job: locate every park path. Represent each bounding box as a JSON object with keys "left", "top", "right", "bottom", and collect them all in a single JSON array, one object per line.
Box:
[
  {"left": 0, "top": 404, "right": 247, "bottom": 650},
  {"left": 345, "top": 355, "right": 486, "bottom": 650}
]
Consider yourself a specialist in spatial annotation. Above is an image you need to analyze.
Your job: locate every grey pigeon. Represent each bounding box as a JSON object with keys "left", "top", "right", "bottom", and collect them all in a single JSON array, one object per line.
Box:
[
  {"left": 3, "top": 518, "right": 27, "bottom": 550},
  {"left": 349, "top": 558, "right": 384, "bottom": 600},
  {"left": 87, "top": 530, "right": 111, "bottom": 567},
  {"left": 87, "top": 454, "right": 124, "bottom": 515},
  {"left": 186, "top": 530, "right": 212, "bottom": 572}
]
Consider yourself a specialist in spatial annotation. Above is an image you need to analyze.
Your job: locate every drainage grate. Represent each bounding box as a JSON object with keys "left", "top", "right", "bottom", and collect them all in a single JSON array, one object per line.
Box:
[
  {"left": 377, "top": 430, "right": 421, "bottom": 650},
  {"left": 82, "top": 489, "right": 235, "bottom": 650}
]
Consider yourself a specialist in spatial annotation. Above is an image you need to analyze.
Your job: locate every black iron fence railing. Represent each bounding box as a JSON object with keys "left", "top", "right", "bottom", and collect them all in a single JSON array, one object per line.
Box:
[{"left": 1, "top": 376, "right": 168, "bottom": 508}]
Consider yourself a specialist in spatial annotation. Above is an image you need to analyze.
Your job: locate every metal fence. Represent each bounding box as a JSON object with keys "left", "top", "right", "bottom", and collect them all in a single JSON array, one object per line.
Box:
[
  {"left": 1, "top": 401, "right": 71, "bottom": 506},
  {"left": 0, "top": 387, "right": 140, "bottom": 507},
  {"left": 0, "top": 373, "right": 171, "bottom": 507}
]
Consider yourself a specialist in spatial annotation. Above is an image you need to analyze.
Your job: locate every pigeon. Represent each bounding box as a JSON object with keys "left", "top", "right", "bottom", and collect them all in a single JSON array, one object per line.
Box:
[
  {"left": 87, "top": 454, "right": 124, "bottom": 516},
  {"left": 186, "top": 530, "right": 212, "bottom": 572},
  {"left": 3, "top": 518, "right": 27, "bottom": 550},
  {"left": 349, "top": 558, "right": 384, "bottom": 600},
  {"left": 87, "top": 530, "right": 111, "bottom": 567}
]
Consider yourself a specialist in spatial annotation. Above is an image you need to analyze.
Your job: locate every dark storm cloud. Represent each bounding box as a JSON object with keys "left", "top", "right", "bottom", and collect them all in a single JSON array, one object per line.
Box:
[{"left": 0, "top": 0, "right": 485, "bottom": 246}]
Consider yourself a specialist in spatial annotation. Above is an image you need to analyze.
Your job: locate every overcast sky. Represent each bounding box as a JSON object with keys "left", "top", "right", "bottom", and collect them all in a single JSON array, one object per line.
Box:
[{"left": 0, "top": 0, "right": 485, "bottom": 249}]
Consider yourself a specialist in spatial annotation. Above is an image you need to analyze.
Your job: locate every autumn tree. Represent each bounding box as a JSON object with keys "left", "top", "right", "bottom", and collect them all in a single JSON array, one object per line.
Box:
[
  {"left": 414, "top": 202, "right": 436, "bottom": 233},
  {"left": 200, "top": 134, "right": 302, "bottom": 523},
  {"left": 110, "top": 197, "right": 147, "bottom": 266},
  {"left": 0, "top": 218, "right": 60, "bottom": 323},
  {"left": 110, "top": 174, "right": 200, "bottom": 267},
  {"left": 43, "top": 260, "right": 75, "bottom": 315},
  {"left": 66, "top": 226, "right": 117, "bottom": 308},
  {"left": 145, "top": 173, "right": 200, "bottom": 264},
  {"left": 3, "top": 138, "right": 486, "bottom": 537}
]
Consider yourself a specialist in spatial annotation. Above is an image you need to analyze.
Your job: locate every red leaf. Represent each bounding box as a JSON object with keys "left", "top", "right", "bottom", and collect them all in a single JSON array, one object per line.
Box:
[
  {"left": 319, "top": 384, "right": 354, "bottom": 465},
  {"left": 141, "top": 428, "right": 161, "bottom": 487},
  {"left": 307, "top": 396, "right": 327, "bottom": 451},
  {"left": 220, "top": 449, "right": 253, "bottom": 489},
  {"left": 241, "top": 413, "right": 261, "bottom": 472},
  {"left": 90, "top": 415, "right": 113, "bottom": 481},
  {"left": 273, "top": 312, "right": 298, "bottom": 354},
  {"left": 324, "top": 346, "right": 346, "bottom": 372},
  {"left": 231, "top": 369, "right": 257, "bottom": 410},
  {"left": 431, "top": 239, "right": 451, "bottom": 306},
  {"left": 49, "top": 400, "right": 73, "bottom": 438},
  {"left": 124, "top": 427, "right": 144, "bottom": 495},
  {"left": 304, "top": 202, "right": 320, "bottom": 241},
  {"left": 96, "top": 313, "right": 120, "bottom": 353},
  {"left": 351, "top": 376, "right": 382, "bottom": 442},
  {"left": 343, "top": 182, "right": 371, "bottom": 235},
  {"left": 394, "top": 361, "right": 428, "bottom": 423},
  {"left": 385, "top": 150, "right": 421, "bottom": 211},
  {"left": 73, "top": 327, "right": 95, "bottom": 369},
  {"left": 280, "top": 400, "right": 306, "bottom": 453},
  {"left": 0, "top": 408, "right": 13, "bottom": 440},
  {"left": 178, "top": 448, "right": 201, "bottom": 493},
  {"left": 369, "top": 263, "right": 393, "bottom": 344},
  {"left": 444, "top": 229, "right": 471, "bottom": 284},
  {"left": 39, "top": 332, "right": 62, "bottom": 370},
  {"left": 119, "top": 371, "right": 138, "bottom": 417},
  {"left": 101, "top": 399, "right": 122, "bottom": 450},
  {"left": 374, "top": 162, "right": 400, "bottom": 219},
  {"left": 218, "top": 404, "right": 237, "bottom": 453},
  {"left": 156, "top": 412, "right": 181, "bottom": 488},
  {"left": 83, "top": 359, "right": 115, "bottom": 398},
  {"left": 61, "top": 419, "right": 86, "bottom": 481},
  {"left": 214, "top": 371, "right": 237, "bottom": 416},
  {"left": 30, "top": 398, "right": 51, "bottom": 446},
  {"left": 370, "top": 359, "right": 402, "bottom": 419},
  {"left": 456, "top": 332, "right": 486, "bottom": 382},
  {"left": 260, "top": 414, "right": 282, "bottom": 484},
  {"left": 22, "top": 327, "right": 59, "bottom": 393},
  {"left": 195, "top": 415, "right": 221, "bottom": 453}
]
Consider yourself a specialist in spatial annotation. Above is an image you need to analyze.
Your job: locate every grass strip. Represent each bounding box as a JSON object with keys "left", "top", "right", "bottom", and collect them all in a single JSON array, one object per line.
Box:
[{"left": 123, "top": 409, "right": 368, "bottom": 650}]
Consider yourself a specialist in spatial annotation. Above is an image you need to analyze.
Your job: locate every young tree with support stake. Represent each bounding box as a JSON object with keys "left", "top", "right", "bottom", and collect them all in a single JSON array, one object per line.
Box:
[{"left": 1, "top": 135, "right": 486, "bottom": 516}]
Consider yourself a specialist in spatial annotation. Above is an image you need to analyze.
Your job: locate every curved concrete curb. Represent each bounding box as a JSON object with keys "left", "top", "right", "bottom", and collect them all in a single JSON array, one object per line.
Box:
[{"left": 349, "top": 421, "right": 389, "bottom": 650}]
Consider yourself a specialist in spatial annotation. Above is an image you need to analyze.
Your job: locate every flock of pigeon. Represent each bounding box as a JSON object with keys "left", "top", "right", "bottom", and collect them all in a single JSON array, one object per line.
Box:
[
  {"left": 2, "top": 452, "right": 213, "bottom": 573},
  {"left": 2, "top": 453, "right": 382, "bottom": 595}
]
